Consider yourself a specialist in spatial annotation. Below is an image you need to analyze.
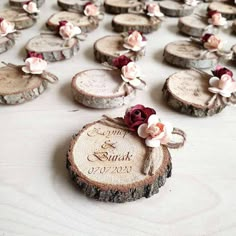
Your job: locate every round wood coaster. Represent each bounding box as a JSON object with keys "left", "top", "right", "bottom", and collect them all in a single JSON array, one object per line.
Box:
[
  {"left": 104, "top": 0, "right": 141, "bottom": 14},
  {"left": 0, "top": 9, "right": 36, "bottom": 30},
  {"left": 163, "top": 40, "right": 219, "bottom": 69},
  {"left": 25, "top": 34, "right": 80, "bottom": 62},
  {"left": 112, "top": 13, "right": 161, "bottom": 33},
  {"left": 67, "top": 119, "right": 172, "bottom": 202},
  {"left": 46, "top": 11, "right": 98, "bottom": 33},
  {"left": 208, "top": 2, "right": 236, "bottom": 20},
  {"left": 178, "top": 16, "right": 208, "bottom": 37},
  {"left": 162, "top": 69, "right": 226, "bottom": 117},
  {"left": 159, "top": 1, "right": 194, "bottom": 17},
  {"left": 71, "top": 69, "right": 136, "bottom": 109},
  {"left": 9, "top": 0, "right": 45, "bottom": 8},
  {"left": 232, "top": 20, "right": 236, "bottom": 33},
  {"left": 94, "top": 35, "right": 143, "bottom": 64},
  {"left": 0, "top": 66, "right": 48, "bottom": 105},
  {"left": 0, "top": 35, "right": 15, "bottom": 55}
]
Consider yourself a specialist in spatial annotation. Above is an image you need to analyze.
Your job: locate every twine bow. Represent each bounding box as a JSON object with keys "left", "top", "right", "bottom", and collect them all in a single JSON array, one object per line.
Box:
[{"left": 99, "top": 115, "right": 186, "bottom": 176}]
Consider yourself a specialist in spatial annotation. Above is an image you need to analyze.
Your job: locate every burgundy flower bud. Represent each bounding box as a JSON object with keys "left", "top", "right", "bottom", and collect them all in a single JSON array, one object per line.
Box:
[
  {"left": 27, "top": 51, "right": 44, "bottom": 59},
  {"left": 112, "top": 55, "right": 132, "bottom": 69},
  {"left": 212, "top": 65, "right": 233, "bottom": 78},
  {"left": 124, "top": 104, "right": 156, "bottom": 131},
  {"left": 207, "top": 10, "right": 218, "bottom": 18},
  {"left": 0, "top": 18, "right": 4, "bottom": 23},
  {"left": 59, "top": 20, "right": 68, "bottom": 28},
  {"left": 84, "top": 2, "right": 93, "bottom": 8},
  {"left": 201, "top": 33, "right": 213, "bottom": 43}
]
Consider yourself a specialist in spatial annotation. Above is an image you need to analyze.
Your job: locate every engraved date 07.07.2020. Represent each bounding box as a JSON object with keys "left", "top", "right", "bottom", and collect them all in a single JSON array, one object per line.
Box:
[{"left": 87, "top": 166, "right": 132, "bottom": 175}]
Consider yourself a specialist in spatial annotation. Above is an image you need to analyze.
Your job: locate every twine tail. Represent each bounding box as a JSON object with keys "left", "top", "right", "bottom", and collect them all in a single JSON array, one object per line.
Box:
[
  {"left": 143, "top": 147, "right": 156, "bottom": 176},
  {"left": 41, "top": 71, "right": 59, "bottom": 83},
  {"left": 167, "top": 128, "right": 186, "bottom": 149}
]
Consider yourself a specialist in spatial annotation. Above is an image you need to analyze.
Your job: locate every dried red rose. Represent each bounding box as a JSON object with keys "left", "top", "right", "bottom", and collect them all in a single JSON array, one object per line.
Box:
[
  {"left": 59, "top": 20, "right": 68, "bottom": 28},
  {"left": 27, "top": 51, "right": 44, "bottom": 59},
  {"left": 113, "top": 55, "right": 132, "bottom": 69},
  {"left": 201, "top": 33, "right": 213, "bottom": 43},
  {"left": 124, "top": 104, "right": 156, "bottom": 131},
  {"left": 212, "top": 65, "right": 233, "bottom": 78},
  {"left": 207, "top": 10, "right": 218, "bottom": 18}
]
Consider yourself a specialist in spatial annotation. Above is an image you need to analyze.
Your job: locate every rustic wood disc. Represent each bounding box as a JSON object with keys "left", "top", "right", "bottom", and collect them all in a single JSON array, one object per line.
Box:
[
  {"left": 162, "top": 69, "right": 226, "bottom": 117},
  {"left": 159, "top": 1, "right": 194, "bottom": 17},
  {"left": 0, "top": 66, "right": 48, "bottom": 105},
  {"left": 104, "top": 0, "right": 141, "bottom": 14},
  {"left": 0, "top": 35, "right": 15, "bottom": 54},
  {"left": 0, "top": 9, "right": 36, "bottom": 30},
  {"left": 178, "top": 16, "right": 208, "bottom": 37},
  {"left": 163, "top": 40, "right": 219, "bottom": 69},
  {"left": 67, "top": 119, "right": 172, "bottom": 202},
  {"left": 58, "top": 0, "right": 104, "bottom": 12},
  {"left": 46, "top": 11, "right": 98, "bottom": 33},
  {"left": 112, "top": 13, "right": 161, "bottom": 33},
  {"left": 25, "top": 34, "right": 80, "bottom": 62},
  {"left": 71, "top": 69, "right": 136, "bottom": 109},
  {"left": 232, "top": 20, "right": 236, "bottom": 33},
  {"left": 208, "top": 2, "right": 236, "bottom": 20},
  {"left": 94, "top": 35, "right": 144, "bottom": 65},
  {"left": 9, "top": 0, "right": 45, "bottom": 8}
]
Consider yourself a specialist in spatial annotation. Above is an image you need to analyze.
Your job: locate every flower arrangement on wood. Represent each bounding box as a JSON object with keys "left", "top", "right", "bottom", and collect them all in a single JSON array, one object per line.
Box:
[
  {"left": 58, "top": 21, "right": 82, "bottom": 40},
  {"left": 112, "top": 55, "right": 145, "bottom": 89},
  {"left": 145, "top": 2, "right": 164, "bottom": 18},
  {"left": 123, "top": 31, "right": 147, "bottom": 52},
  {"left": 206, "top": 66, "right": 236, "bottom": 106},
  {"left": 0, "top": 18, "right": 15, "bottom": 37},
  {"left": 83, "top": 2, "right": 104, "bottom": 21},
  {"left": 207, "top": 10, "right": 227, "bottom": 27},
  {"left": 201, "top": 33, "right": 222, "bottom": 51},
  {"left": 23, "top": 1, "right": 40, "bottom": 17}
]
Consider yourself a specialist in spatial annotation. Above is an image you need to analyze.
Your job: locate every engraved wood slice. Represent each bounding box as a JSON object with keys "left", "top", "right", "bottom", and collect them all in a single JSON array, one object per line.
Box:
[
  {"left": 208, "top": 2, "right": 236, "bottom": 20},
  {"left": 232, "top": 20, "right": 236, "bottom": 33},
  {"left": 178, "top": 16, "right": 208, "bottom": 37},
  {"left": 94, "top": 35, "right": 144, "bottom": 64},
  {"left": 67, "top": 119, "right": 172, "bottom": 202},
  {"left": 0, "top": 35, "right": 15, "bottom": 54},
  {"left": 46, "top": 11, "right": 98, "bottom": 33},
  {"left": 9, "top": 0, "right": 45, "bottom": 8},
  {"left": 58, "top": 0, "right": 104, "bottom": 12},
  {"left": 159, "top": 0, "right": 194, "bottom": 17},
  {"left": 25, "top": 34, "right": 80, "bottom": 62},
  {"left": 163, "top": 40, "right": 219, "bottom": 69},
  {"left": 112, "top": 13, "right": 161, "bottom": 33},
  {"left": 104, "top": 0, "right": 141, "bottom": 14},
  {"left": 0, "top": 66, "right": 48, "bottom": 105},
  {"left": 162, "top": 69, "right": 226, "bottom": 117},
  {"left": 0, "top": 9, "right": 36, "bottom": 30},
  {"left": 71, "top": 69, "right": 136, "bottom": 109}
]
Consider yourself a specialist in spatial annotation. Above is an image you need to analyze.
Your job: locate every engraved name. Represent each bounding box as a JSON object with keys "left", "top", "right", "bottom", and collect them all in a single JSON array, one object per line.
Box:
[
  {"left": 87, "top": 128, "right": 128, "bottom": 138},
  {"left": 87, "top": 151, "right": 133, "bottom": 162}
]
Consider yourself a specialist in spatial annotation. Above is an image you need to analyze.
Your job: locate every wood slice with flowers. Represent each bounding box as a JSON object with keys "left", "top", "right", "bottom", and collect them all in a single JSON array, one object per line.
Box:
[
  {"left": 163, "top": 40, "right": 219, "bottom": 69},
  {"left": 0, "top": 65, "right": 48, "bottom": 105},
  {"left": 46, "top": 11, "right": 98, "bottom": 33},
  {"left": 104, "top": 0, "right": 141, "bottom": 14},
  {"left": 162, "top": 68, "right": 236, "bottom": 117},
  {"left": 94, "top": 33, "right": 146, "bottom": 65},
  {"left": 67, "top": 118, "right": 172, "bottom": 203},
  {"left": 178, "top": 16, "right": 208, "bottom": 37},
  {"left": 25, "top": 34, "right": 80, "bottom": 62},
  {"left": 71, "top": 69, "right": 136, "bottom": 109},
  {"left": 159, "top": 1, "right": 194, "bottom": 17},
  {"left": 9, "top": 0, "right": 45, "bottom": 8},
  {"left": 112, "top": 13, "right": 161, "bottom": 33},
  {"left": 0, "top": 9, "right": 36, "bottom": 30},
  {"left": 208, "top": 2, "right": 236, "bottom": 20}
]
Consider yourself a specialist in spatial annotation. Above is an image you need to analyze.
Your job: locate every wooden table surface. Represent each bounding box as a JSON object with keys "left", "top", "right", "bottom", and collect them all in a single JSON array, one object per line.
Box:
[{"left": 0, "top": 1, "right": 236, "bottom": 235}]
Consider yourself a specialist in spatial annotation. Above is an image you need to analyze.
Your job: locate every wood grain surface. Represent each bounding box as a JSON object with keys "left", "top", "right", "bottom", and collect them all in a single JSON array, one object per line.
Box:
[{"left": 0, "top": 1, "right": 236, "bottom": 235}]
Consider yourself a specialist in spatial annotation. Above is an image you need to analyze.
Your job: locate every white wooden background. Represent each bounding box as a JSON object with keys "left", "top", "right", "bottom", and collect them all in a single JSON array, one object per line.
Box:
[{"left": 0, "top": 1, "right": 236, "bottom": 235}]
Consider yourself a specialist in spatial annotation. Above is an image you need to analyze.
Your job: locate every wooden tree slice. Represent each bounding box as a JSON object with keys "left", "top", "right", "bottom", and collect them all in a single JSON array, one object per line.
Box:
[
  {"left": 163, "top": 40, "right": 219, "bottom": 69},
  {"left": 67, "top": 119, "right": 172, "bottom": 202},
  {"left": 0, "top": 35, "right": 15, "bottom": 54},
  {"left": 58, "top": 0, "right": 104, "bottom": 12},
  {"left": 9, "top": 0, "right": 45, "bottom": 8},
  {"left": 25, "top": 34, "right": 80, "bottom": 62},
  {"left": 159, "top": 1, "right": 194, "bottom": 17},
  {"left": 162, "top": 69, "right": 226, "bottom": 117},
  {"left": 71, "top": 69, "right": 136, "bottom": 109},
  {"left": 208, "top": 2, "right": 236, "bottom": 20},
  {"left": 178, "top": 16, "right": 208, "bottom": 37},
  {"left": 47, "top": 11, "right": 98, "bottom": 33},
  {"left": 94, "top": 35, "right": 144, "bottom": 65},
  {"left": 232, "top": 20, "right": 236, "bottom": 33},
  {"left": 0, "top": 66, "right": 48, "bottom": 105},
  {"left": 104, "top": 0, "right": 141, "bottom": 14},
  {"left": 0, "top": 9, "right": 36, "bottom": 30},
  {"left": 112, "top": 13, "right": 161, "bottom": 33}
]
